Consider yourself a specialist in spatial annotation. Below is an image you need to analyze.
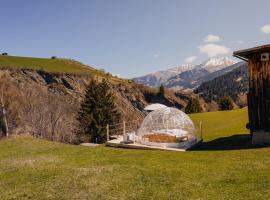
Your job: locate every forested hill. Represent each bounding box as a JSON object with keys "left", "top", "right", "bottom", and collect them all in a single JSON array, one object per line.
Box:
[{"left": 194, "top": 62, "right": 248, "bottom": 107}]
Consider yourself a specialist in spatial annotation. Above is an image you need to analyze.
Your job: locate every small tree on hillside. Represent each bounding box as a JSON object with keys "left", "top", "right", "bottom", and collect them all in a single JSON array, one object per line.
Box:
[
  {"left": 0, "top": 88, "right": 9, "bottom": 137},
  {"left": 158, "top": 84, "right": 165, "bottom": 96},
  {"left": 78, "top": 79, "right": 121, "bottom": 143},
  {"left": 185, "top": 98, "right": 202, "bottom": 114},
  {"left": 219, "top": 97, "right": 234, "bottom": 111}
]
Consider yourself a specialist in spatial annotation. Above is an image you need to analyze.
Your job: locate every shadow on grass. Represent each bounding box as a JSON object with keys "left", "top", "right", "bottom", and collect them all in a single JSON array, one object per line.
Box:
[{"left": 197, "top": 134, "right": 268, "bottom": 151}]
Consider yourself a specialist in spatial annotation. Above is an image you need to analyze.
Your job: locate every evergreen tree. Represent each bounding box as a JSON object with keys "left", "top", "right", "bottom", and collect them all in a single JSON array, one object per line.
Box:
[
  {"left": 78, "top": 79, "right": 121, "bottom": 143},
  {"left": 158, "top": 84, "right": 165, "bottom": 96},
  {"left": 185, "top": 98, "right": 202, "bottom": 114},
  {"left": 219, "top": 96, "right": 234, "bottom": 111}
]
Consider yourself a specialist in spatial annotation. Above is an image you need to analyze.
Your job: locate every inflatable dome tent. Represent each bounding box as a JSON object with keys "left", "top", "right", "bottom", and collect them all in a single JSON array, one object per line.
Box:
[{"left": 137, "top": 107, "right": 197, "bottom": 148}]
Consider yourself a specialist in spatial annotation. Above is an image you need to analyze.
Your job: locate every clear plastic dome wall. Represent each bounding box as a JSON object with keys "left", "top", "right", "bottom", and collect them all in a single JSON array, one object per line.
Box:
[{"left": 137, "top": 107, "right": 197, "bottom": 148}]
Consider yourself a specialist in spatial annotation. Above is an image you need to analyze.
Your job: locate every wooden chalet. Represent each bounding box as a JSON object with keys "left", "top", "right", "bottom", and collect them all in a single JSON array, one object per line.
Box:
[{"left": 234, "top": 44, "right": 270, "bottom": 145}]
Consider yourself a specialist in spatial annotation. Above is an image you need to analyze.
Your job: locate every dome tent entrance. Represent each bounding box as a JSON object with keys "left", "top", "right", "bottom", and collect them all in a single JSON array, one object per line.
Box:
[{"left": 137, "top": 107, "right": 197, "bottom": 148}]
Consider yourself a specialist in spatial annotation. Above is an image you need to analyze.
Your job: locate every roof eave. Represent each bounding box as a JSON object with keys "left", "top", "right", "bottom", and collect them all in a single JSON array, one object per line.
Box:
[
  {"left": 233, "top": 44, "right": 270, "bottom": 61},
  {"left": 233, "top": 53, "right": 248, "bottom": 62}
]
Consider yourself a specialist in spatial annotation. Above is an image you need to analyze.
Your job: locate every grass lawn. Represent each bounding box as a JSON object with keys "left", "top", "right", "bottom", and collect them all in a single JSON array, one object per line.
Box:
[{"left": 1, "top": 108, "right": 270, "bottom": 200}]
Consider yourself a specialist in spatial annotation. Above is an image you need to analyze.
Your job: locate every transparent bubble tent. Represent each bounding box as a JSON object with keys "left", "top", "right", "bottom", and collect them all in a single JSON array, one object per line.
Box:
[{"left": 136, "top": 107, "right": 197, "bottom": 148}]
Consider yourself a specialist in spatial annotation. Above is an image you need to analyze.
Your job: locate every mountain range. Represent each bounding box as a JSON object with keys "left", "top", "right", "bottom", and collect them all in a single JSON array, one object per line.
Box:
[
  {"left": 133, "top": 64, "right": 196, "bottom": 87},
  {"left": 133, "top": 57, "right": 242, "bottom": 90}
]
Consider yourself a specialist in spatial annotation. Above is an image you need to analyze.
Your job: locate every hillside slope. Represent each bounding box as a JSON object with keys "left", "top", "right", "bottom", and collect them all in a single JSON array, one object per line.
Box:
[
  {"left": 0, "top": 54, "right": 193, "bottom": 142},
  {"left": 0, "top": 55, "right": 124, "bottom": 83},
  {"left": 0, "top": 55, "right": 95, "bottom": 72},
  {"left": 0, "top": 69, "right": 193, "bottom": 142}
]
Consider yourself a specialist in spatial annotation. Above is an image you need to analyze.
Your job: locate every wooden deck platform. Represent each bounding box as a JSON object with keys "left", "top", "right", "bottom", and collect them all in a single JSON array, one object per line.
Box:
[{"left": 106, "top": 136, "right": 203, "bottom": 152}]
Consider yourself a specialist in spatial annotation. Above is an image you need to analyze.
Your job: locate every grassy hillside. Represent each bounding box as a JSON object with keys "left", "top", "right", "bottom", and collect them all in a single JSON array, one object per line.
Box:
[
  {"left": 191, "top": 108, "right": 248, "bottom": 141},
  {"left": 1, "top": 108, "right": 270, "bottom": 200},
  {"left": 0, "top": 55, "right": 110, "bottom": 76}
]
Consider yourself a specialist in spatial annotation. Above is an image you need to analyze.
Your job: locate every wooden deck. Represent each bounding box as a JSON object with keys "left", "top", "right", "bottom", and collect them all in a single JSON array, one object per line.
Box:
[{"left": 106, "top": 136, "right": 203, "bottom": 152}]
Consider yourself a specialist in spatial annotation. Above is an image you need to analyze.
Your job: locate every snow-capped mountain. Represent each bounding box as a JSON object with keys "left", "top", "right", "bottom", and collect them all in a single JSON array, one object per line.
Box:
[
  {"left": 133, "top": 57, "right": 240, "bottom": 90},
  {"left": 133, "top": 64, "right": 196, "bottom": 87},
  {"left": 164, "top": 61, "right": 244, "bottom": 90},
  {"left": 202, "top": 57, "right": 237, "bottom": 73}
]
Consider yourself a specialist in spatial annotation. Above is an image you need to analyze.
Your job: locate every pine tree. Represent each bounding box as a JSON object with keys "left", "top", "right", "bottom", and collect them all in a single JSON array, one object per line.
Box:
[
  {"left": 158, "top": 84, "right": 165, "bottom": 96},
  {"left": 219, "top": 96, "right": 234, "bottom": 111},
  {"left": 185, "top": 98, "right": 202, "bottom": 114},
  {"left": 78, "top": 79, "right": 121, "bottom": 143}
]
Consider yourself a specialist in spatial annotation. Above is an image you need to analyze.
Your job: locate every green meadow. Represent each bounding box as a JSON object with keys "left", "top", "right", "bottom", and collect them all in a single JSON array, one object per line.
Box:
[
  {"left": 1, "top": 108, "right": 269, "bottom": 200},
  {"left": 0, "top": 55, "right": 110, "bottom": 77}
]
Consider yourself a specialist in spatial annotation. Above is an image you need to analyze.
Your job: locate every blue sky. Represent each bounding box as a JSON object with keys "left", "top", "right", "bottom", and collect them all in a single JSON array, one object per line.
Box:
[{"left": 0, "top": 0, "right": 270, "bottom": 78}]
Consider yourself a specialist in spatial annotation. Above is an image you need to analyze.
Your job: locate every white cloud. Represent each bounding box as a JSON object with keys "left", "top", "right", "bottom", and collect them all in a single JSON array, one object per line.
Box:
[
  {"left": 203, "top": 34, "right": 221, "bottom": 43},
  {"left": 185, "top": 56, "right": 197, "bottom": 64},
  {"left": 261, "top": 24, "right": 270, "bottom": 33},
  {"left": 153, "top": 54, "right": 159, "bottom": 58},
  {"left": 198, "top": 44, "right": 230, "bottom": 57}
]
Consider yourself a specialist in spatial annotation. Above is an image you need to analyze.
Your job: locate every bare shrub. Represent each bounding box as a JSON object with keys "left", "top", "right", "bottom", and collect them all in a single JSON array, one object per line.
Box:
[
  {"left": 0, "top": 72, "right": 79, "bottom": 143},
  {"left": 18, "top": 86, "right": 79, "bottom": 143}
]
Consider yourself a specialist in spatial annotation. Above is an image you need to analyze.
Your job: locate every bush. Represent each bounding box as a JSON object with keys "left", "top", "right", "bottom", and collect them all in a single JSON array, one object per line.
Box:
[
  {"left": 106, "top": 72, "right": 112, "bottom": 77},
  {"left": 99, "top": 69, "right": 105, "bottom": 73},
  {"left": 219, "top": 97, "right": 234, "bottom": 110}
]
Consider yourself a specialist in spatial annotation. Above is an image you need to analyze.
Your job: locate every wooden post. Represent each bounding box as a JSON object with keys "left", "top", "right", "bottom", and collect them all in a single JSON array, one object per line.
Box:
[
  {"left": 106, "top": 124, "right": 109, "bottom": 141},
  {"left": 123, "top": 121, "right": 126, "bottom": 141},
  {"left": 199, "top": 121, "right": 203, "bottom": 140},
  {"left": 123, "top": 121, "right": 126, "bottom": 135}
]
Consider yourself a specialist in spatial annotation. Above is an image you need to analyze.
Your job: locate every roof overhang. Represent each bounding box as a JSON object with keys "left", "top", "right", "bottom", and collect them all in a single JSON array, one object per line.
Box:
[{"left": 233, "top": 44, "right": 270, "bottom": 61}]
